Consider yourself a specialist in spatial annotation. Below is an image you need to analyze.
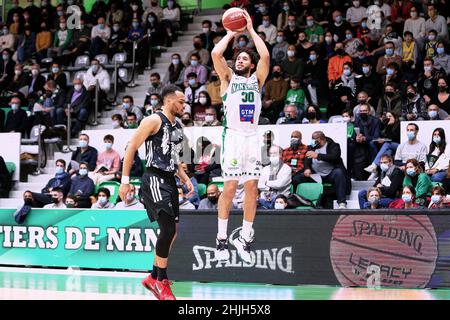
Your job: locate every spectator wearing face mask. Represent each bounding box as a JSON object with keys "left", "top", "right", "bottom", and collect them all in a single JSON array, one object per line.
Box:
[
  {"left": 425, "top": 104, "right": 448, "bottom": 121},
  {"left": 272, "top": 31, "right": 289, "bottom": 65},
  {"left": 83, "top": 59, "right": 111, "bottom": 112},
  {"left": 90, "top": 17, "right": 111, "bottom": 58},
  {"left": 378, "top": 82, "right": 403, "bottom": 118},
  {"left": 283, "top": 14, "right": 300, "bottom": 45},
  {"left": 115, "top": 95, "right": 143, "bottom": 124},
  {"left": 161, "top": 0, "right": 181, "bottom": 46},
  {"left": 191, "top": 90, "right": 211, "bottom": 122},
  {"left": 402, "top": 158, "right": 432, "bottom": 206},
  {"left": 400, "top": 84, "right": 426, "bottom": 121},
  {"left": 0, "top": 24, "right": 15, "bottom": 52},
  {"left": 35, "top": 22, "right": 52, "bottom": 62},
  {"left": 425, "top": 128, "right": 449, "bottom": 183},
  {"left": 48, "top": 17, "right": 73, "bottom": 58},
  {"left": 353, "top": 91, "right": 376, "bottom": 117},
  {"left": 417, "top": 57, "right": 445, "bottom": 105},
  {"left": 199, "top": 184, "right": 222, "bottom": 210},
  {"left": 282, "top": 130, "right": 308, "bottom": 190},
  {"left": 43, "top": 187, "right": 66, "bottom": 209},
  {"left": 381, "top": 62, "right": 403, "bottom": 89},
  {"left": 302, "top": 105, "right": 326, "bottom": 124},
  {"left": 184, "top": 72, "right": 207, "bottom": 105},
  {"left": 180, "top": 112, "right": 194, "bottom": 127},
  {"left": 108, "top": 22, "right": 127, "bottom": 58},
  {"left": 281, "top": 45, "right": 304, "bottom": 81},
  {"left": 389, "top": 185, "right": 420, "bottom": 209},
  {"left": 4, "top": 96, "right": 28, "bottom": 134},
  {"left": 92, "top": 188, "right": 115, "bottom": 209},
  {"left": 346, "top": 1, "right": 367, "bottom": 27},
  {"left": 163, "top": 53, "right": 185, "bottom": 87},
  {"left": 27, "top": 64, "right": 46, "bottom": 96},
  {"left": 363, "top": 187, "right": 383, "bottom": 209},
  {"left": 203, "top": 106, "right": 221, "bottom": 127},
  {"left": 356, "top": 61, "right": 382, "bottom": 107},
  {"left": 65, "top": 77, "right": 91, "bottom": 136},
  {"left": 428, "top": 186, "right": 448, "bottom": 209},
  {"left": 144, "top": 93, "right": 162, "bottom": 116},
  {"left": 433, "top": 43, "right": 450, "bottom": 75},
  {"left": 125, "top": 113, "right": 139, "bottom": 129},
  {"left": 257, "top": 14, "right": 277, "bottom": 45},
  {"left": 425, "top": 4, "right": 448, "bottom": 43},
  {"left": 328, "top": 10, "right": 351, "bottom": 43},
  {"left": 403, "top": 6, "right": 426, "bottom": 46},
  {"left": 206, "top": 70, "right": 222, "bottom": 106},
  {"left": 430, "top": 77, "right": 450, "bottom": 114},
  {"left": 65, "top": 195, "right": 79, "bottom": 209},
  {"left": 114, "top": 184, "right": 145, "bottom": 209},
  {"left": 89, "top": 135, "right": 121, "bottom": 185},
  {"left": 273, "top": 194, "right": 288, "bottom": 210},
  {"left": 327, "top": 42, "right": 352, "bottom": 85},
  {"left": 262, "top": 65, "right": 289, "bottom": 123},
  {"left": 68, "top": 133, "right": 98, "bottom": 174},
  {"left": 111, "top": 114, "right": 125, "bottom": 129},
  {"left": 0, "top": 49, "right": 16, "bottom": 93},
  {"left": 68, "top": 161, "right": 95, "bottom": 208},
  {"left": 303, "top": 50, "right": 327, "bottom": 106},
  {"left": 276, "top": 104, "right": 302, "bottom": 124},
  {"left": 258, "top": 146, "right": 292, "bottom": 209},
  {"left": 394, "top": 123, "right": 427, "bottom": 169},
  {"left": 144, "top": 72, "right": 164, "bottom": 99},
  {"left": 376, "top": 41, "right": 403, "bottom": 76},
  {"left": 47, "top": 63, "right": 67, "bottom": 91},
  {"left": 184, "top": 36, "right": 210, "bottom": 67}
]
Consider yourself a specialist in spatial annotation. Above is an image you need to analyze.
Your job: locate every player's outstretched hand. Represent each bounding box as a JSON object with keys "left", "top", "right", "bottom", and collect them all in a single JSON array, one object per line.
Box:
[
  {"left": 185, "top": 179, "right": 195, "bottom": 198},
  {"left": 119, "top": 183, "right": 131, "bottom": 202},
  {"left": 242, "top": 10, "right": 253, "bottom": 32}
]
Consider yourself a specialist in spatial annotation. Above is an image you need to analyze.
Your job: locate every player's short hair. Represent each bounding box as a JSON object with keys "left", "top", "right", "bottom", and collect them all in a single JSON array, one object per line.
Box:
[
  {"left": 233, "top": 47, "right": 259, "bottom": 68},
  {"left": 161, "top": 85, "right": 183, "bottom": 101}
]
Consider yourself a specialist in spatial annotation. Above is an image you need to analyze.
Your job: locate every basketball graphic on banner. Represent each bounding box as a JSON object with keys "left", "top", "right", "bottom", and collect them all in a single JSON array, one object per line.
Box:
[{"left": 330, "top": 215, "right": 438, "bottom": 288}]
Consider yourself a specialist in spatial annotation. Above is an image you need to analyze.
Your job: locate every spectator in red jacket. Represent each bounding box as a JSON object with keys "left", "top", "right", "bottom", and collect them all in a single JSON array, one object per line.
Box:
[{"left": 388, "top": 185, "right": 420, "bottom": 209}]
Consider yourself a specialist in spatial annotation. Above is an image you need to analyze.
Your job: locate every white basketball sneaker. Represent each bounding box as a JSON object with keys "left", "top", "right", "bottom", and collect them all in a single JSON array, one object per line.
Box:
[
  {"left": 234, "top": 236, "right": 254, "bottom": 264},
  {"left": 215, "top": 238, "right": 230, "bottom": 261}
]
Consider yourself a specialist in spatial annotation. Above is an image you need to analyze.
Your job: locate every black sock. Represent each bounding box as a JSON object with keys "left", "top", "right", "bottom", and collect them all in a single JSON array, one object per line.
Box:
[
  {"left": 157, "top": 267, "right": 168, "bottom": 281},
  {"left": 151, "top": 265, "right": 158, "bottom": 279}
]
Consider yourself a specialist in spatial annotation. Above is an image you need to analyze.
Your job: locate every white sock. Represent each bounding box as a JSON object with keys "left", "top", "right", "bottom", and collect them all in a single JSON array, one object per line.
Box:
[
  {"left": 217, "top": 218, "right": 228, "bottom": 240},
  {"left": 241, "top": 220, "right": 253, "bottom": 242}
]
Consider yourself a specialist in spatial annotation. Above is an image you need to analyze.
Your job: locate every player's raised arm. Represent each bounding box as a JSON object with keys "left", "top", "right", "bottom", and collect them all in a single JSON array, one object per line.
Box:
[
  {"left": 242, "top": 10, "right": 270, "bottom": 87},
  {"left": 119, "top": 114, "right": 161, "bottom": 199},
  {"left": 211, "top": 30, "right": 235, "bottom": 82}
]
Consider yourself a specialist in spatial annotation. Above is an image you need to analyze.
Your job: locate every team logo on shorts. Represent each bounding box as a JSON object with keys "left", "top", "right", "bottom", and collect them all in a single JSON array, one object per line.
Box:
[{"left": 230, "top": 159, "right": 238, "bottom": 167}]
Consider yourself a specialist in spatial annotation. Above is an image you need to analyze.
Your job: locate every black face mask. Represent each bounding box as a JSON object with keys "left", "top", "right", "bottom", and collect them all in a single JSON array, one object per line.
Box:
[
  {"left": 273, "top": 71, "right": 281, "bottom": 78},
  {"left": 208, "top": 196, "right": 218, "bottom": 204},
  {"left": 52, "top": 197, "right": 60, "bottom": 204},
  {"left": 438, "top": 86, "right": 448, "bottom": 92},
  {"left": 24, "top": 198, "right": 33, "bottom": 206},
  {"left": 386, "top": 91, "right": 395, "bottom": 98},
  {"left": 193, "top": 43, "right": 202, "bottom": 50},
  {"left": 290, "top": 138, "right": 300, "bottom": 149},
  {"left": 336, "top": 48, "right": 344, "bottom": 56},
  {"left": 306, "top": 112, "right": 316, "bottom": 120},
  {"left": 211, "top": 75, "right": 218, "bottom": 82},
  {"left": 407, "top": 92, "right": 415, "bottom": 99},
  {"left": 182, "top": 119, "right": 190, "bottom": 125},
  {"left": 152, "top": 82, "right": 159, "bottom": 88},
  {"left": 359, "top": 113, "right": 369, "bottom": 121}
]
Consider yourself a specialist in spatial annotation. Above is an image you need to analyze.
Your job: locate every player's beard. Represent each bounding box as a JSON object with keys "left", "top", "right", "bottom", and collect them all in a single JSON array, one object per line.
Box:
[{"left": 233, "top": 65, "right": 251, "bottom": 77}]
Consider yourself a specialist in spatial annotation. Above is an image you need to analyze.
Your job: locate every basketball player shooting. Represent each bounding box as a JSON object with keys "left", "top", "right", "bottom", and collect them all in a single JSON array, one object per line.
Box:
[
  {"left": 211, "top": 10, "right": 270, "bottom": 263},
  {"left": 119, "top": 85, "right": 194, "bottom": 300}
]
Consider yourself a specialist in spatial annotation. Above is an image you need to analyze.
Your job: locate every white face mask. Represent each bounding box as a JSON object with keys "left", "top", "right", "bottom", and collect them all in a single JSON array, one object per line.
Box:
[
  {"left": 31, "top": 69, "right": 39, "bottom": 76},
  {"left": 270, "top": 156, "right": 280, "bottom": 165},
  {"left": 287, "top": 50, "right": 295, "bottom": 57},
  {"left": 14, "top": 70, "right": 21, "bottom": 75},
  {"left": 205, "top": 115, "right": 214, "bottom": 123},
  {"left": 199, "top": 97, "right": 207, "bottom": 105},
  {"left": 112, "top": 120, "right": 120, "bottom": 128},
  {"left": 342, "top": 116, "right": 351, "bottom": 123},
  {"left": 274, "top": 202, "right": 285, "bottom": 210},
  {"left": 74, "top": 84, "right": 82, "bottom": 91}
]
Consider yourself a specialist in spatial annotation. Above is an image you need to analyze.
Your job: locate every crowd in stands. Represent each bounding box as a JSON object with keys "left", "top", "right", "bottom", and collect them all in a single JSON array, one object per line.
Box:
[{"left": 2, "top": 0, "right": 450, "bottom": 213}]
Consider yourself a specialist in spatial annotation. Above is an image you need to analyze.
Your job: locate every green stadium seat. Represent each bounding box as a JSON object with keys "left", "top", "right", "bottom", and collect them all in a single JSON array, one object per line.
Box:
[
  {"left": 198, "top": 183, "right": 207, "bottom": 198},
  {"left": 5, "top": 162, "right": 16, "bottom": 176},
  {"left": 96, "top": 181, "right": 121, "bottom": 204},
  {"left": 295, "top": 182, "right": 323, "bottom": 209}
]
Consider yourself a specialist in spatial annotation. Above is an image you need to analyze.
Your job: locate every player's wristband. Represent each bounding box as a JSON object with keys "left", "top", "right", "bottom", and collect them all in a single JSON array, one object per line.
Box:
[{"left": 121, "top": 176, "right": 130, "bottom": 184}]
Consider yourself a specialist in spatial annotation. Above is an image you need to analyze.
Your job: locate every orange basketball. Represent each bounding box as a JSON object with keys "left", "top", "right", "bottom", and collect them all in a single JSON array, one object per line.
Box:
[
  {"left": 222, "top": 8, "right": 247, "bottom": 32},
  {"left": 330, "top": 215, "right": 438, "bottom": 288}
]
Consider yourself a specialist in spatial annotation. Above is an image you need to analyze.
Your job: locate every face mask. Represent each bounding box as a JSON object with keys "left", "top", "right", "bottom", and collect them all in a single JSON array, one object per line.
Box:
[
  {"left": 2, "top": 29, "right": 8, "bottom": 35},
  {"left": 345, "top": 34, "right": 353, "bottom": 40},
  {"left": 385, "top": 48, "right": 393, "bottom": 56},
  {"left": 191, "top": 60, "right": 198, "bottom": 67},
  {"left": 113, "top": 25, "right": 120, "bottom": 32},
  {"left": 431, "top": 195, "right": 442, "bottom": 204},
  {"left": 429, "top": 111, "right": 438, "bottom": 119},
  {"left": 325, "top": 36, "right": 332, "bottom": 43},
  {"left": 181, "top": 118, "right": 190, "bottom": 125},
  {"left": 374, "top": 0, "right": 381, "bottom": 5},
  {"left": 407, "top": 132, "right": 415, "bottom": 141},
  {"left": 263, "top": 21, "right": 270, "bottom": 28},
  {"left": 2, "top": 55, "right": 9, "bottom": 60},
  {"left": 335, "top": 16, "right": 343, "bottom": 23},
  {"left": 11, "top": 103, "right": 19, "bottom": 111},
  {"left": 287, "top": 50, "right": 295, "bottom": 57},
  {"left": 66, "top": 203, "right": 75, "bottom": 208},
  {"left": 52, "top": 67, "right": 59, "bottom": 74},
  {"left": 57, "top": 11, "right": 64, "bottom": 16},
  {"left": 98, "top": 196, "right": 108, "bottom": 205},
  {"left": 24, "top": 198, "right": 33, "bottom": 206},
  {"left": 433, "top": 136, "right": 441, "bottom": 144},
  {"left": 290, "top": 138, "right": 300, "bottom": 148},
  {"left": 276, "top": 36, "right": 284, "bottom": 43},
  {"left": 259, "top": 7, "right": 267, "bottom": 13},
  {"left": 193, "top": 43, "right": 202, "bottom": 50},
  {"left": 343, "top": 116, "right": 351, "bottom": 123},
  {"left": 368, "top": 196, "right": 380, "bottom": 206},
  {"left": 79, "top": 168, "right": 88, "bottom": 176},
  {"left": 239, "top": 41, "right": 247, "bottom": 47},
  {"left": 402, "top": 194, "right": 412, "bottom": 203},
  {"left": 188, "top": 79, "right": 196, "bottom": 86},
  {"left": 273, "top": 71, "right": 281, "bottom": 78},
  {"left": 74, "top": 84, "right": 82, "bottom": 91},
  {"left": 283, "top": 6, "right": 290, "bottom": 11},
  {"left": 438, "top": 86, "right": 448, "bottom": 92},
  {"left": 343, "top": 69, "right": 351, "bottom": 76},
  {"left": 131, "top": 4, "right": 138, "bottom": 11},
  {"left": 128, "top": 123, "right": 138, "bottom": 129},
  {"left": 306, "top": 112, "right": 316, "bottom": 120},
  {"left": 150, "top": 99, "right": 158, "bottom": 107},
  {"left": 199, "top": 97, "right": 207, "bottom": 105},
  {"left": 359, "top": 113, "right": 369, "bottom": 121},
  {"left": 309, "top": 54, "right": 317, "bottom": 61},
  {"left": 274, "top": 202, "right": 285, "bottom": 210},
  {"left": 362, "top": 66, "right": 370, "bottom": 74},
  {"left": 436, "top": 47, "right": 445, "bottom": 55},
  {"left": 172, "top": 58, "right": 180, "bottom": 65},
  {"left": 386, "top": 91, "right": 395, "bottom": 98},
  {"left": 407, "top": 92, "right": 415, "bottom": 99},
  {"left": 336, "top": 48, "right": 344, "bottom": 56},
  {"left": 380, "top": 163, "right": 389, "bottom": 172},
  {"left": 31, "top": 69, "right": 39, "bottom": 76},
  {"left": 410, "top": 11, "right": 417, "bottom": 18},
  {"left": 105, "top": 142, "right": 113, "bottom": 150},
  {"left": 353, "top": 1, "right": 360, "bottom": 7},
  {"left": 126, "top": 194, "right": 135, "bottom": 202},
  {"left": 205, "top": 115, "right": 214, "bottom": 123},
  {"left": 406, "top": 168, "right": 416, "bottom": 177},
  {"left": 91, "top": 65, "right": 99, "bottom": 73},
  {"left": 309, "top": 139, "right": 318, "bottom": 148},
  {"left": 386, "top": 68, "right": 394, "bottom": 76},
  {"left": 428, "top": 35, "right": 436, "bottom": 41},
  {"left": 167, "top": 1, "right": 174, "bottom": 8},
  {"left": 122, "top": 103, "right": 130, "bottom": 110},
  {"left": 270, "top": 156, "right": 280, "bottom": 165},
  {"left": 112, "top": 120, "right": 120, "bottom": 128},
  {"left": 307, "top": 20, "right": 314, "bottom": 27},
  {"left": 55, "top": 167, "right": 64, "bottom": 174},
  {"left": 132, "top": 22, "right": 139, "bottom": 29},
  {"left": 361, "top": 21, "right": 368, "bottom": 28},
  {"left": 60, "top": 24, "right": 66, "bottom": 29},
  {"left": 424, "top": 66, "right": 432, "bottom": 73},
  {"left": 79, "top": 140, "right": 88, "bottom": 148},
  {"left": 52, "top": 197, "right": 60, "bottom": 204},
  {"left": 99, "top": 24, "right": 105, "bottom": 30},
  {"left": 211, "top": 75, "right": 218, "bottom": 82}
]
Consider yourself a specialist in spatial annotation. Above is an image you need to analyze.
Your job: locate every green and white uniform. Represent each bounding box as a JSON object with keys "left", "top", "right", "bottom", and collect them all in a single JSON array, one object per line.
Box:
[{"left": 221, "top": 72, "right": 262, "bottom": 182}]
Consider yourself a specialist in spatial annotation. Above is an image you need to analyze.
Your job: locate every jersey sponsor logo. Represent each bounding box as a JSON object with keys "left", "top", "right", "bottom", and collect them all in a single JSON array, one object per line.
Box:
[
  {"left": 230, "top": 159, "right": 238, "bottom": 167},
  {"left": 239, "top": 105, "right": 255, "bottom": 123},
  {"left": 231, "top": 82, "right": 259, "bottom": 94}
]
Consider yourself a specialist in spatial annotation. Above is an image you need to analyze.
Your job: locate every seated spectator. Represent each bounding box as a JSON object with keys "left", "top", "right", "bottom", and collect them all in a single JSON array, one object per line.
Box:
[
  {"left": 144, "top": 73, "right": 165, "bottom": 102},
  {"left": 262, "top": 65, "right": 289, "bottom": 123},
  {"left": 191, "top": 90, "right": 211, "bottom": 122},
  {"left": 83, "top": 59, "right": 111, "bottom": 112},
  {"left": 198, "top": 184, "right": 221, "bottom": 210},
  {"left": 276, "top": 104, "right": 302, "bottom": 124},
  {"left": 257, "top": 14, "right": 277, "bottom": 45},
  {"left": 26, "top": 159, "right": 71, "bottom": 207},
  {"left": 184, "top": 72, "right": 207, "bottom": 105},
  {"left": 4, "top": 96, "right": 28, "bottom": 134},
  {"left": 258, "top": 146, "right": 292, "bottom": 209},
  {"left": 381, "top": 61, "right": 403, "bottom": 88},
  {"left": 424, "top": 29, "right": 439, "bottom": 58},
  {"left": 354, "top": 91, "right": 376, "bottom": 117},
  {"left": 389, "top": 185, "right": 420, "bottom": 209},
  {"left": 328, "top": 10, "right": 351, "bottom": 42},
  {"left": 89, "top": 134, "right": 121, "bottom": 185},
  {"left": 17, "top": 25, "right": 36, "bottom": 63},
  {"left": 66, "top": 77, "right": 91, "bottom": 136},
  {"left": 27, "top": 64, "right": 46, "bottom": 96},
  {"left": 359, "top": 154, "right": 404, "bottom": 209},
  {"left": 108, "top": 22, "right": 127, "bottom": 59},
  {"left": 327, "top": 42, "right": 352, "bottom": 85},
  {"left": 376, "top": 41, "right": 403, "bottom": 76},
  {"left": 161, "top": 0, "right": 181, "bottom": 46},
  {"left": 274, "top": 194, "right": 288, "bottom": 210},
  {"left": 425, "top": 103, "right": 449, "bottom": 121},
  {"left": 183, "top": 53, "right": 207, "bottom": 85},
  {"left": 418, "top": 57, "right": 445, "bottom": 104},
  {"left": 428, "top": 185, "right": 448, "bottom": 209},
  {"left": 425, "top": 4, "right": 448, "bottom": 43},
  {"left": 430, "top": 77, "right": 450, "bottom": 114},
  {"left": 144, "top": 93, "right": 163, "bottom": 116},
  {"left": 282, "top": 130, "right": 308, "bottom": 189},
  {"left": 111, "top": 114, "right": 126, "bottom": 129},
  {"left": 193, "top": 136, "right": 221, "bottom": 185},
  {"left": 356, "top": 61, "right": 382, "bottom": 108},
  {"left": 115, "top": 95, "right": 143, "bottom": 124},
  {"left": 163, "top": 53, "right": 185, "bottom": 87},
  {"left": 346, "top": 1, "right": 367, "bottom": 27},
  {"left": 90, "top": 17, "right": 111, "bottom": 58},
  {"left": 304, "top": 15, "right": 324, "bottom": 44},
  {"left": 433, "top": 42, "right": 450, "bottom": 75},
  {"left": 66, "top": 16, "right": 92, "bottom": 65},
  {"left": 114, "top": 184, "right": 144, "bottom": 209},
  {"left": 394, "top": 123, "right": 427, "bottom": 169},
  {"left": 403, "top": 6, "right": 426, "bottom": 45},
  {"left": 285, "top": 77, "right": 306, "bottom": 115},
  {"left": 35, "top": 22, "right": 52, "bottom": 62},
  {"left": 43, "top": 187, "right": 66, "bottom": 209},
  {"left": 364, "top": 111, "right": 400, "bottom": 178},
  {"left": 184, "top": 36, "right": 210, "bottom": 67},
  {"left": 401, "top": 31, "right": 419, "bottom": 74},
  {"left": 343, "top": 29, "right": 363, "bottom": 58},
  {"left": 302, "top": 105, "right": 326, "bottom": 124},
  {"left": 180, "top": 112, "right": 194, "bottom": 127},
  {"left": 403, "top": 158, "right": 432, "bottom": 206},
  {"left": 126, "top": 113, "right": 139, "bottom": 129},
  {"left": 364, "top": 187, "right": 383, "bottom": 210},
  {"left": 0, "top": 24, "right": 15, "bottom": 52},
  {"left": 203, "top": 106, "right": 221, "bottom": 127},
  {"left": 301, "top": 131, "right": 351, "bottom": 209},
  {"left": 9, "top": 64, "right": 29, "bottom": 93},
  {"left": 0, "top": 156, "right": 12, "bottom": 198},
  {"left": 206, "top": 70, "right": 222, "bottom": 106},
  {"left": 400, "top": 84, "right": 426, "bottom": 121},
  {"left": 68, "top": 161, "right": 95, "bottom": 209},
  {"left": 47, "top": 63, "right": 67, "bottom": 91},
  {"left": 272, "top": 30, "right": 289, "bottom": 65},
  {"left": 178, "top": 187, "right": 195, "bottom": 210},
  {"left": 65, "top": 195, "right": 79, "bottom": 209},
  {"left": 425, "top": 128, "right": 449, "bottom": 183},
  {"left": 281, "top": 45, "right": 304, "bottom": 81},
  {"left": 284, "top": 14, "right": 300, "bottom": 45},
  {"left": 68, "top": 133, "right": 98, "bottom": 174},
  {"left": 0, "top": 49, "right": 16, "bottom": 93},
  {"left": 43, "top": 80, "right": 67, "bottom": 126},
  {"left": 91, "top": 188, "right": 115, "bottom": 209},
  {"left": 303, "top": 49, "right": 327, "bottom": 106},
  {"left": 48, "top": 17, "right": 72, "bottom": 59}
]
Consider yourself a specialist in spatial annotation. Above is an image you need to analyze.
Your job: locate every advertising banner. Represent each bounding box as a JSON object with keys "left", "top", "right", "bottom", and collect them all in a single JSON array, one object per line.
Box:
[{"left": 0, "top": 209, "right": 450, "bottom": 289}]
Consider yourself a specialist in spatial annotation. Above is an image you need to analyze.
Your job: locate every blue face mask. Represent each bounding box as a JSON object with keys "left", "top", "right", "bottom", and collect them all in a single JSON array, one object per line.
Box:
[
  {"left": 132, "top": 22, "right": 139, "bottom": 29},
  {"left": 402, "top": 194, "right": 412, "bottom": 203},
  {"left": 309, "top": 54, "right": 317, "bottom": 61},
  {"left": 79, "top": 168, "right": 88, "bottom": 176},
  {"left": 188, "top": 79, "right": 196, "bottom": 86},
  {"left": 276, "top": 36, "right": 284, "bottom": 43},
  {"left": 385, "top": 48, "right": 393, "bottom": 56},
  {"left": 123, "top": 103, "right": 130, "bottom": 109},
  {"left": 190, "top": 60, "right": 198, "bottom": 67},
  {"left": 406, "top": 168, "right": 416, "bottom": 177},
  {"left": 436, "top": 47, "right": 445, "bottom": 55},
  {"left": 429, "top": 111, "right": 438, "bottom": 119},
  {"left": 239, "top": 41, "right": 247, "bottom": 47},
  {"left": 386, "top": 68, "right": 394, "bottom": 76},
  {"left": 380, "top": 163, "right": 389, "bottom": 172},
  {"left": 105, "top": 142, "right": 113, "bottom": 150},
  {"left": 335, "top": 16, "right": 342, "bottom": 23},
  {"left": 361, "top": 22, "right": 367, "bottom": 28},
  {"left": 343, "top": 69, "right": 351, "bottom": 76},
  {"left": 150, "top": 99, "right": 158, "bottom": 107},
  {"left": 79, "top": 140, "right": 88, "bottom": 148},
  {"left": 362, "top": 66, "right": 370, "bottom": 74},
  {"left": 55, "top": 167, "right": 64, "bottom": 174},
  {"left": 431, "top": 195, "right": 441, "bottom": 204},
  {"left": 433, "top": 136, "right": 441, "bottom": 144},
  {"left": 309, "top": 140, "right": 318, "bottom": 148},
  {"left": 345, "top": 34, "right": 353, "bottom": 40},
  {"left": 407, "top": 131, "right": 415, "bottom": 141}
]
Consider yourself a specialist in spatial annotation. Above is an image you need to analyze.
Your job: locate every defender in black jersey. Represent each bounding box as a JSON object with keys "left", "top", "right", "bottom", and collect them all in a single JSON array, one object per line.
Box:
[{"left": 119, "top": 85, "right": 194, "bottom": 300}]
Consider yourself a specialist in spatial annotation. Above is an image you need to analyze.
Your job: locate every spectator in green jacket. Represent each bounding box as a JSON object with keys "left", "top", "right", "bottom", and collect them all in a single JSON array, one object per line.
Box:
[{"left": 403, "top": 158, "right": 432, "bottom": 206}]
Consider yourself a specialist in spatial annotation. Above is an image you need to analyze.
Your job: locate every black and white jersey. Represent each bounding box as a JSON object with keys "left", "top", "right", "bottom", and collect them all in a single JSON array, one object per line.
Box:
[{"left": 145, "top": 112, "right": 183, "bottom": 173}]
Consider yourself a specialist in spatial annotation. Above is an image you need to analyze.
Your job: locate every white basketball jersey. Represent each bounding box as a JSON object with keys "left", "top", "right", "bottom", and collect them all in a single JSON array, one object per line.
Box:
[{"left": 222, "top": 72, "right": 261, "bottom": 133}]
